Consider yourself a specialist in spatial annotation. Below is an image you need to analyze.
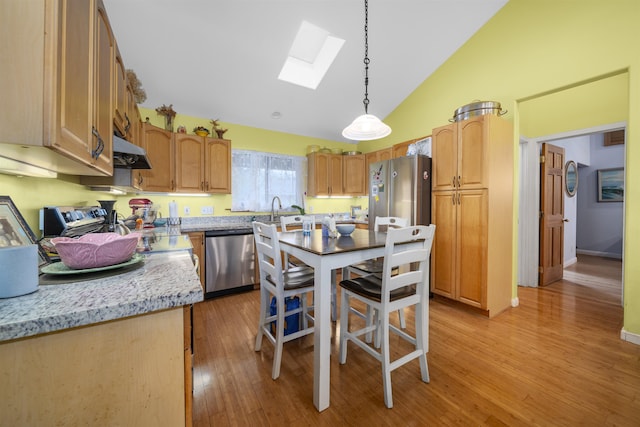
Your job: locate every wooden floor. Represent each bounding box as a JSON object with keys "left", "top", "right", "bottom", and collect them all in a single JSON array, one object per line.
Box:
[{"left": 191, "top": 256, "right": 640, "bottom": 426}]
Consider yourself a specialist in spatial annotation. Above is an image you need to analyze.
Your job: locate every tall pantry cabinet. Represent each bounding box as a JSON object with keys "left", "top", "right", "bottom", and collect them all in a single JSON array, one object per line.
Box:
[{"left": 430, "top": 114, "right": 513, "bottom": 318}]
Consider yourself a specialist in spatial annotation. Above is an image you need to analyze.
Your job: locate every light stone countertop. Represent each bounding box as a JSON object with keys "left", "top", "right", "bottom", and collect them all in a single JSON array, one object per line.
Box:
[{"left": 0, "top": 251, "right": 203, "bottom": 342}]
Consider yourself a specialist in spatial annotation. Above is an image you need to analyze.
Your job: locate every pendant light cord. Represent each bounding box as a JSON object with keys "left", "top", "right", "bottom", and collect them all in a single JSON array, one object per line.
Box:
[{"left": 363, "top": 0, "right": 370, "bottom": 114}]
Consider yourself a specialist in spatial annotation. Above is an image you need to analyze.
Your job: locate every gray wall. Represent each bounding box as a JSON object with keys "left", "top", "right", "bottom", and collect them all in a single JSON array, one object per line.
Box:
[{"left": 576, "top": 133, "right": 624, "bottom": 258}]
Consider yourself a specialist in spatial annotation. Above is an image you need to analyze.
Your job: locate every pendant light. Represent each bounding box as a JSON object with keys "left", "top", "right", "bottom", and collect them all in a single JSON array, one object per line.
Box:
[{"left": 342, "top": 0, "right": 391, "bottom": 141}]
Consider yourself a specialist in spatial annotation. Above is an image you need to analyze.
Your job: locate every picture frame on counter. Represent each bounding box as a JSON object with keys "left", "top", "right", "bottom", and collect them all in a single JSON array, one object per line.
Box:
[{"left": 0, "top": 196, "right": 49, "bottom": 266}]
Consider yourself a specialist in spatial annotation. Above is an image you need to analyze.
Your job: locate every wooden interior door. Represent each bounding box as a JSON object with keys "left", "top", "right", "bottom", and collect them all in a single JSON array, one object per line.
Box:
[{"left": 539, "top": 143, "right": 565, "bottom": 286}]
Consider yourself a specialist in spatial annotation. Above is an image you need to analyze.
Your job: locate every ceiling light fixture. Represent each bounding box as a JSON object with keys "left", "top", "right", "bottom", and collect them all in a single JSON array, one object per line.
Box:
[{"left": 342, "top": 0, "right": 391, "bottom": 141}]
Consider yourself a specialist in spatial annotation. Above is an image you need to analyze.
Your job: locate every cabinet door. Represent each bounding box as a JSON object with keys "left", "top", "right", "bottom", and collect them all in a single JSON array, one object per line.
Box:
[
  {"left": 342, "top": 154, "right": 365, "bottom": 195},
  {"left": 431, "top": 191, "right": 457, "bottom": 298},
  {"left": 205, "top": 138, "right": 231, "bottom": 193},
  {"left": 52, "top": 0, "right": 93, "bottom": 163},
  {"left": 392, "top": 140, "right": 412, "bottom": 158},
  {"left": 307, "top": 153, "right": 329, "bottom": 196},
  {"left": 92, "top": 1, "right": 114, "bottom": 174},
  {"left": 113, "top": 46, "right": 127, "bottom": 136},
  {"left": 329, "top": 154, "right": 343, "bottom": 195},
  {"left": 458, "top": 116, "right": 488, "bottom": 190},
  {"left": 141, "top": 123, "right": 174, "bottom": 191},
  {"left": 431, "top": 124, "right": 456, "bottom": 191},
  {"left": 186, "top": 232, "right": 205, "bottom": 287},
  {"left": 457, "top": 189, "right": 488, "bottom": 308},
  {"left": 175, "top": 134, "right": 205, "bottom": 192}
]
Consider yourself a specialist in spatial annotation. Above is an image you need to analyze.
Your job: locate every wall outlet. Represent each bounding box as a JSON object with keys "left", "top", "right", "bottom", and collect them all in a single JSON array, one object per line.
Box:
[
  {"left": 201, "top": 206, "right": 214, "bottom": 215},
  {"left": 309, "top": 206, "right": 313, "bottom": 213},
  {"left": 184, "top": 206, "right": 190, "bottom": 216}
]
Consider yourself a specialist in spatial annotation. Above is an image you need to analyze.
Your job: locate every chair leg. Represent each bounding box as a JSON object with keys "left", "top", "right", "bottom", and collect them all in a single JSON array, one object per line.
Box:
[
  {"left": 339, "top": 290, "right": 350, "bottom": 364},
  {"left": 415, "top": 302, "right": 430, "bottom": 383},
  {"left": 331, "top": 269, "right": 337, "bottom": 321},
  {"left": 255, "top": 288, "right": 268, "bottom": 351},
  {"left": 301, "top": 292, "right": 309, "bottom": 330},
  {"left": 398, "top": 308, "right": 406, "bottom": 329},
  {"left": 380, "top": 314, "right": 393, "bottom": 409},
  {"left": 272, "top": 296, "right": 286, "bottom": 380}
]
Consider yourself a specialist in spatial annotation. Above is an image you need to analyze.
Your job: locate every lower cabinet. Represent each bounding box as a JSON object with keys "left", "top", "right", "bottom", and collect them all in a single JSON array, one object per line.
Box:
[
  {"left": 0, "top": 308, "right": 189, "bottom": 426},
  {"left": 431, "top": 188, "right": 512, "bottom": 317},
  {"left": 186, "top": 232, "right": 205, "bottom": 288}
]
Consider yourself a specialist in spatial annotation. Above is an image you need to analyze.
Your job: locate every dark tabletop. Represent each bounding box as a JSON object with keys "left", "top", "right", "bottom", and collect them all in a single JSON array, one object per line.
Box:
[{"left": 278, "top": 228, "right": 388, "bottom": 255}]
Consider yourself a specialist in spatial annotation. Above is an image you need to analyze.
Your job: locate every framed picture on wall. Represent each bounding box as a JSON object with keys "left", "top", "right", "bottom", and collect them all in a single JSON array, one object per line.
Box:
[
  {"left": 597, "top": 168, "right": 624, "bottom": 202},
  {"left": 0, "top": 196, "right": 49, "bottom": 266}
]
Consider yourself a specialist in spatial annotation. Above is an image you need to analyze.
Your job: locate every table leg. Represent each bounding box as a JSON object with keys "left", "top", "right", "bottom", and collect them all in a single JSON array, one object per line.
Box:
[{"left": 313, "top": 261, "right": 331, "bottom": 411}]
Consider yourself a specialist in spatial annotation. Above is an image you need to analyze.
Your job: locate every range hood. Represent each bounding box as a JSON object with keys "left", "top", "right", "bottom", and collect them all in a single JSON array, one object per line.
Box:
[
  {"left": 81, "top": 167, "right": 144, "bottom": 194},
  {"left": 113, "top": 134, "right": 152, "bottom": 169}
]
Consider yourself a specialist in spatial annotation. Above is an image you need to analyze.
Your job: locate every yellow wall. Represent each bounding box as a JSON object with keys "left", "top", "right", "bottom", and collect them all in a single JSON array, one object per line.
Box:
[{"left": 370, "top": 0, "right": 640, "bottom": 337}]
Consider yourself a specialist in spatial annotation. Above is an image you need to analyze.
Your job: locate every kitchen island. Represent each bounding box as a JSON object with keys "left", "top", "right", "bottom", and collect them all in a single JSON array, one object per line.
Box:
[{"left": 0, "top": 237, "right": 203, "bottom": 426}]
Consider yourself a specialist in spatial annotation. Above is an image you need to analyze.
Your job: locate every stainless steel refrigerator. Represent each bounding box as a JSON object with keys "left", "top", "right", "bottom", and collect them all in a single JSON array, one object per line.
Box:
[{"left": 368, "top": 155, "right": 431, "bottom": 229}]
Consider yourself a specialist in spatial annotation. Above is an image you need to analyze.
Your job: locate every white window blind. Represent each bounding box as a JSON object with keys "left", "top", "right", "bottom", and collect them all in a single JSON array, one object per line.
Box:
[{"left": 231, "top": 150, "right": 306, "bottom": 212}]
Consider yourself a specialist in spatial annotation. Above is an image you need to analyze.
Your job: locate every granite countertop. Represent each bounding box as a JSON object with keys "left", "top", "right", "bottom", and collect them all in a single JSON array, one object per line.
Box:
[
  {"left": 177, "top": 214, "right": 368, "bottom": 233},
  {"left": 0, "top": 251, "right": 203, "bottom": 343}
]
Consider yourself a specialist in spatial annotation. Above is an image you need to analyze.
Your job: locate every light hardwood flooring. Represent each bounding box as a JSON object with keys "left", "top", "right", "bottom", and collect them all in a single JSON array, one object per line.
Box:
[{"left": 191, "top": 257, "right": 639, "bottom": 426}]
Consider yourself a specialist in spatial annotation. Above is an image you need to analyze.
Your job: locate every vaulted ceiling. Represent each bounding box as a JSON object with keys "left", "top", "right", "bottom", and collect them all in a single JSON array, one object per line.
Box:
[{"left": 104, "top": 0, "right": 508, "bottom": 143}]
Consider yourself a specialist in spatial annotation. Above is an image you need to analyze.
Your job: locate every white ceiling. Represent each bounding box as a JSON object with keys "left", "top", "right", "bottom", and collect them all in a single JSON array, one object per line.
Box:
[{"left": 103, "top": 0, "right": 508, "bottom": 143}]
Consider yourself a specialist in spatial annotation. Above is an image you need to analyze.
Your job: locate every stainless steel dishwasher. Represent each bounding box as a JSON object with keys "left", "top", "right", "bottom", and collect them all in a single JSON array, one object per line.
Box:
[{"left": 204, "top": 228, "right": 256, "bottom": 298}]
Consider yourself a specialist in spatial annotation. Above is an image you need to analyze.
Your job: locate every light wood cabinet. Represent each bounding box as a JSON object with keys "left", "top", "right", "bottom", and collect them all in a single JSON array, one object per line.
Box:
[
  {"left": 51, "top": 0, "right": 115, "bottom": 175},
  {"left": 141, "top": 123, "right": 175, "bottom": 191},
  {"left": 113, "top": 46, "right": 128, "bottom": 137},
  {"left": 175, "top": 134, "right": 206, "bottom": 192},
  {"left": 186, "top": 232, "right": 205, "bottom": 288},
  {"left": 175, "top": 134, "right": 231, "bottom": 194},
  {"left": 308, "top": 152, "right": 340, "bottom": 196},
  {"left": 430, "top": 115, "right": 513, "bottom": 318},
  {"left": 342, "top": 154, "right": 366, "bottom": 195},
  {"left": 0, "top": 308, "right": 188, "bottom": 426},
  {"left": 0, "top": 0, "right": 118, "bottom": 176},
  {"left": 204, "top": 137, "right": 232, "bottom": 193},
  {"left": 142, "top": 124, "right": 231, "bottom": 194},
  {"left": 392, "top": 140, "right": 413, "bottom": 158},
  {"left": 307, "top": 152, "right": 365, "bottom": 196}
]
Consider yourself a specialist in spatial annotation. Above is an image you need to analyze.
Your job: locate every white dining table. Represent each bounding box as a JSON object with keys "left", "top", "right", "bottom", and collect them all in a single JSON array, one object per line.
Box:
[{"left": 277, "top": 228, "right": 396, "bottom": 412}]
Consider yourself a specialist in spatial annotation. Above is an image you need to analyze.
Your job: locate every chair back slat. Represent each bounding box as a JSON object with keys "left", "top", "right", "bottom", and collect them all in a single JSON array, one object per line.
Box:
[
  {"left": 253, "top": 221, "right": 283, "bottom": 286},
  {"left": 281, "top": 215, "right": 316, "bottom": 231},
  {"left": 374, "top": 216, "right": 409, "bottom": 232},
  {"left": 381, "top": 225, "right": 435, "bottom": 296}
]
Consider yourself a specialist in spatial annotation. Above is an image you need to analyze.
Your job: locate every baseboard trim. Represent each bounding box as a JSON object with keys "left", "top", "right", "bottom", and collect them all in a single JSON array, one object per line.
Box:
[
  {"left": 620, "top": 328, "right": 640, "bottom": 346},
  {"left": 576, "top": 249, "right": 622, "bottom": 260},
  {"left": 564, "top": 257, "right": 577, "bottom": 268}
]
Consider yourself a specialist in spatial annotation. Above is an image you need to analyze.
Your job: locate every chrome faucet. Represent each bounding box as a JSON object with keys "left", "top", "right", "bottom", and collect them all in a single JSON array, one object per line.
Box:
[{"left": 270, "top": 196, "right": 282, "bottom": 222}]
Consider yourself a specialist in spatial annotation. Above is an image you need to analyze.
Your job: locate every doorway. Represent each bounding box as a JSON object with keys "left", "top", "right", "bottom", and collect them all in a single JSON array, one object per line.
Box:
[{"left": 518, "top": 125, "right": 625, "bottom": 302}]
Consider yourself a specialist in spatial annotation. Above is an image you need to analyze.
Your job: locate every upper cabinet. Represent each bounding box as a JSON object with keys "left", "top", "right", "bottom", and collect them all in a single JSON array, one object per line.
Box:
[
  {"left": 432, "top": 118, "right": 489, "bottom": 192},
  {"left": 141, "top": 123, "right": 174, "bottom": 192},
  {"left": 0, "top": 0, "right": 117, "bottom": 176},
  {"left": 113, "top": 46, "right": 128, "bottom": 137},
  {"left": 204, "top": 138, "right": 232, "bottom": 193},
  {"left": 342, "top": 154, "right": 366, "bottom": 196},
  {"left": 307, "top": 152, "right": 365, "bottom": 197},
  {"left": 142, "top": 124, "right": 232, "bottom": 194}
]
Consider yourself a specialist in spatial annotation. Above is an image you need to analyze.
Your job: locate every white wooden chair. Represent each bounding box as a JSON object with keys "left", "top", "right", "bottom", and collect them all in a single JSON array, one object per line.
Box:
[
  {"left": 280, "top": 215, "right": 339, "bottom": 321},
  {"left": 338, "top": 224, "right": 435, "bottom": 408},
  {"left": 280, "top": 215, "right": 316, "bottom": 270},
  {"left": 346, "top": 216, "right": 409, "bottom": 333},
  {"left": 253, "top": 221, "right": 315, "bottom": 379}
]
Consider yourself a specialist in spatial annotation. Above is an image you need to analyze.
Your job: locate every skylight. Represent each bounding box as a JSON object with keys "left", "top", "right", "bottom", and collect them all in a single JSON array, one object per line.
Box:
[{"left": 278, "top": 21, "right": 344, "bottom": 90}]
